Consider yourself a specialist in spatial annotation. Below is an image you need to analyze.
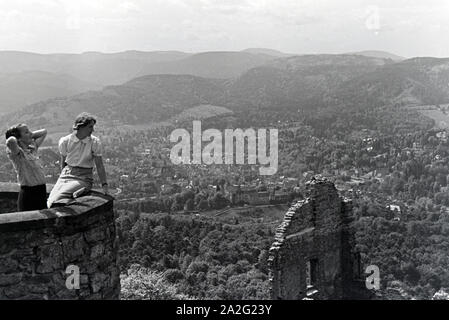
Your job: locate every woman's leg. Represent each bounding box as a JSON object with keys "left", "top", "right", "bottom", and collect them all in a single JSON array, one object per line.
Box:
[
  {"left": 47, "top": 178, "right": 89, "bottom": 208},
  {"left": 48, "top": 166, "right": 93, "bottom": 208},
  {"left": 35, "top": 184, "right": 48, "bottom": 210},
  {"left": 17, "top": 187, "right": 25, "bottom": 212},
  {"left": 47, "top": 177, "right": 64, "bottom": 208}
]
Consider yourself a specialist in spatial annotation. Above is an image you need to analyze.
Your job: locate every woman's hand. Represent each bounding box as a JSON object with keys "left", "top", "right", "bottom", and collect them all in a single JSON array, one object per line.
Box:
[
  {"left": 32, "top": 128, "right": 47, "bottom": 147},
  {"left": 94, "top": 156, "right": 108, "bottom": 194},
  {"left": 6, "top": 136, "right": 20, "bottom": 155}
]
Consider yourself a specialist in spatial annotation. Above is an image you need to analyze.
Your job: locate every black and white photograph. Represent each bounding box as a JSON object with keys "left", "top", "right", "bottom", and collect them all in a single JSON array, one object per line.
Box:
[{"left": 0, "top": 0, "right": 449, "bottom": 306}]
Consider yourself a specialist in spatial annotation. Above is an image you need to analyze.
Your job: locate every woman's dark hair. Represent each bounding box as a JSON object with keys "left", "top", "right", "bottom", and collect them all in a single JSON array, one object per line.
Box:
[
  {"left": 5, "top": 124, "right": 26, "bottom": 140},
  {"left": 72, "top": 112, "right": 97, "bottom": 130}
]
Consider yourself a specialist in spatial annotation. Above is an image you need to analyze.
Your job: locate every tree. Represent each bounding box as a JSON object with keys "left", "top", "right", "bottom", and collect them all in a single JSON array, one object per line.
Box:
[
  {"left": 208, "top": 193, "right": 230, "bottom": 210},
  {"left": 257, "top": 250, "right": 269, "bottom": 274},
  {"left": 172, "top": 193, "right": 185, "bottom": 211},
  {"left": 197, "top": 199, "right": 209, "bottom": 210},
  {"left": 181, "top": 190, "right": 195, "bottom": 202},
  {"left": 184, "top": 198, "right": 195, "bottom": 211},
  {"left": 164, "top": 269, "right": 184, "bottom": 284},
  {"left": 121, "top": 264, "right": 192, "bottom": 300}
]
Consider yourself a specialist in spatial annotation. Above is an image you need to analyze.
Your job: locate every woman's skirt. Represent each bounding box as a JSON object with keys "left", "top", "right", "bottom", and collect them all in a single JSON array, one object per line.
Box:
[{"left": 47, "top": 166, "right": 93, "bottom": 208}]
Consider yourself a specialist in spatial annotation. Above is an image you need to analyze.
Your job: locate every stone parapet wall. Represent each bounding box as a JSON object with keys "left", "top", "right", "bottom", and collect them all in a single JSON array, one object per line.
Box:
[{"left": 0, "top": 189, "right": 120, "bottom": 300}]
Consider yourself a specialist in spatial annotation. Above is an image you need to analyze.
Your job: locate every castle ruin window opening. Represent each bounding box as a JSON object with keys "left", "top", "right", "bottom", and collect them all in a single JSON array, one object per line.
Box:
[{"left": 306, "top": 258, "right": 319, "bottom": 288}]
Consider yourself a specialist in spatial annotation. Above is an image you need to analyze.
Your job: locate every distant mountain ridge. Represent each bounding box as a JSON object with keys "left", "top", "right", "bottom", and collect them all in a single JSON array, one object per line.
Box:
[
  {"left": 2, "top": 53, "right": 449, "bottom": 133},
  {"left": 0, "top": 70, "right": 100, "bottom": 115},
  {"left": 136, "top": 51, "right": 277, "bottom": 79},
  {"left": 0, "top": 50, "right": 191, "bottom": 86},
  {"left": 0, "top": 49, "right": 285, "bottom": 86},
  {"left": 329, "top": 57, "right": 449, "bottom": 108},
  {"left": 347, "top": 50, "right": 405, "bottom": 61},
  {"left": 0, "top": 49, "right": 287, "bottom": 115},
  {"left": 0, "top": 74, "right": 228, "bottom": 131},
  {"left": 241, "top": 48, "right": 293, "bottom": 57},
  {"left": 227, "top": 54, "right": 393, "bottom": 110}
]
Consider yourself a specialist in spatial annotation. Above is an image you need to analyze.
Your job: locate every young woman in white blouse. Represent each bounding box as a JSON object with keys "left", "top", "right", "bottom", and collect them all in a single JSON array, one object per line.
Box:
[{"left": 47, "top": 112, "right": 109, "bottom": 208}]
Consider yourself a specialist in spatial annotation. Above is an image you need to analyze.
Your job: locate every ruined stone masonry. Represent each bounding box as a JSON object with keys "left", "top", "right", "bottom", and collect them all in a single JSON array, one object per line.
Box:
[
  {"left": 268, "top": 177, "right": 371, "bottom": 300},
  {"left": 0, "top": 184, "right": 120, "bottom": 300}
]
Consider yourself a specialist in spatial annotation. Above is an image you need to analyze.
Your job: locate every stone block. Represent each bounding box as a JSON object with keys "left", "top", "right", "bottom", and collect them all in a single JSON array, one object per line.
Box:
[
  {"left": 0, "top": 258, "right": 18, "bottom": 273},
  {"left": 90, "top": 244, "right": 105, "bottom": 259},
  {"left": 36, "top": 243, "right": 63, "bottom": 274},
  {"left": 61, "top": 234, "right": 87, "bottom": 262},
  {"left": 0, "top": 273, "right": 23, "bottom": 286},
  {"left": 84, "top": 226, "right": 106, "bottom": 243},
  {"left": 3, "top": 283, "right": 27, "bottom": 299},
  {"left": 55, "top": 288, "right": 78, "bottom": 300},
  {"left": 91, "top": 273, "right": 108, "bottom": 293}
]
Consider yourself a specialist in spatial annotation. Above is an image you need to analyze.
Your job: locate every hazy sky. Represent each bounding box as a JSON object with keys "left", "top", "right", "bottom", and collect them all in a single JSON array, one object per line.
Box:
[{"left": 0, "top": 0, "right": 448, "bottom": 57}]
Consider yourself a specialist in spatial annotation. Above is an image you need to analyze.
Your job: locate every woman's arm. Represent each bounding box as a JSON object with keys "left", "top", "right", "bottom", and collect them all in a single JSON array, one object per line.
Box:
[
  {"left": 60, "top": 155, "right": 67, "bottom": 171},
  {"left": 32, "top": 129, "right": 47, "bottom": 147},
  {"left": 94, "top": 155, "right": 108, "bottom": 194},
  {"left": 6, "top": 136, "right": 20, "bottom": 155}
]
